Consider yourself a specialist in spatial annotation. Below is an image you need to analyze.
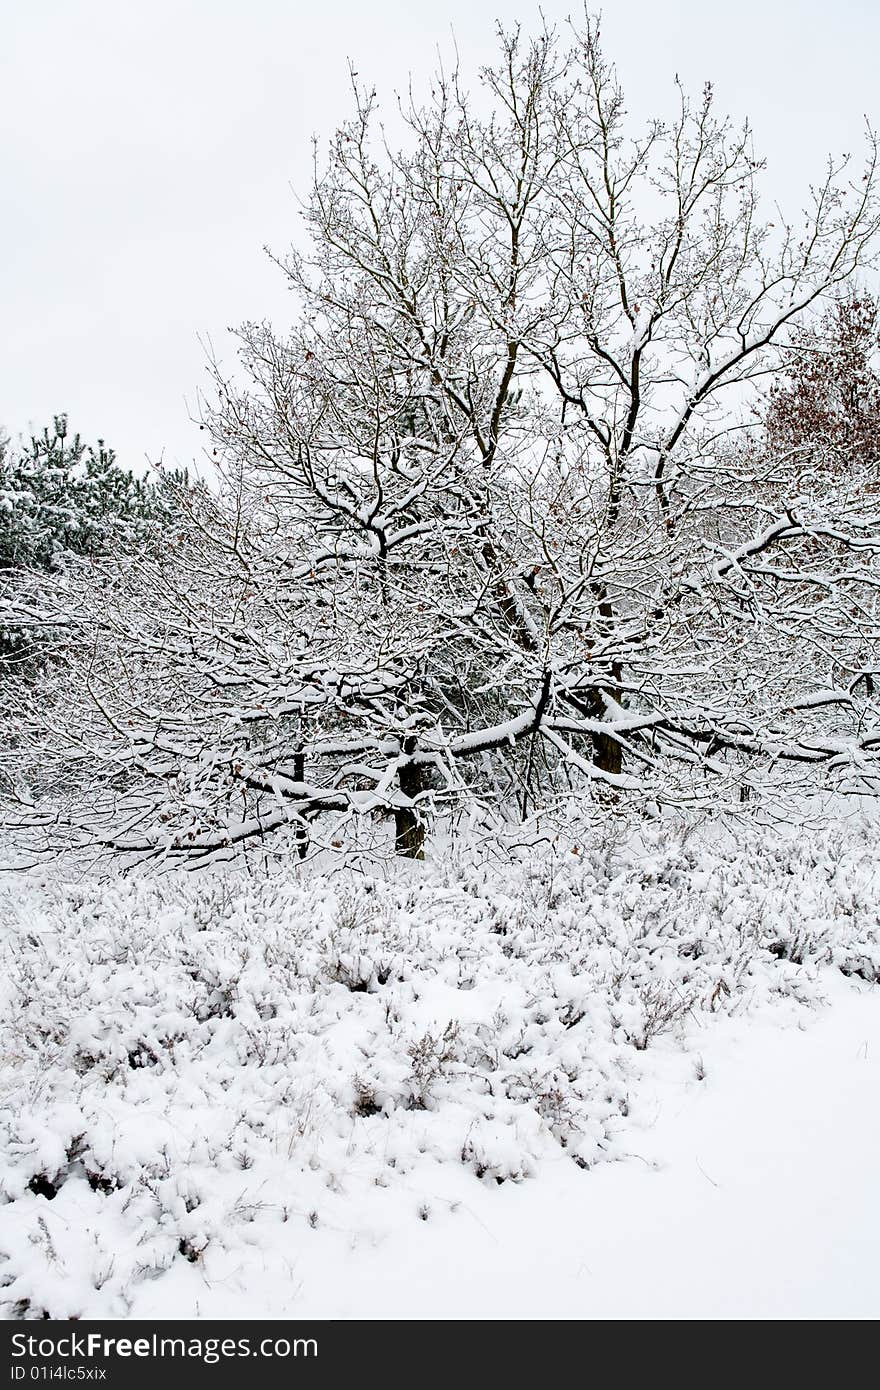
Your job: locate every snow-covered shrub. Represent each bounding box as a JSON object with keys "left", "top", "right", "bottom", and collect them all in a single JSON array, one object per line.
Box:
[{"left": 0, "top": 818, "right": 877, "bottom": 1317}]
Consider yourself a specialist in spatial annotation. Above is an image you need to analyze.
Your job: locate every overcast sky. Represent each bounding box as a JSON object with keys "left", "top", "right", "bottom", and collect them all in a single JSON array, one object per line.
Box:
[{"left": 2, "top": 0, "right": 878, "bottom": 471}]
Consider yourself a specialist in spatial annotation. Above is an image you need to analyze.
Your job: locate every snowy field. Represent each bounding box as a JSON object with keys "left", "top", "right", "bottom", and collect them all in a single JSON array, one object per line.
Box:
[{"left": 1, "top": 821, "right": 878, "bottom": 1320}]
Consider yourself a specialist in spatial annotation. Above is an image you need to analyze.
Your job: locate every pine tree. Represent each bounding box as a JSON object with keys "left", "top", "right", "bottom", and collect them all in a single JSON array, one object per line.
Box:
[
  {"left": 0, "top": 414, "right": 186, "bottom": 664},
  {"left": 0, "top": 414, "right": 181, "bottom": 572}
]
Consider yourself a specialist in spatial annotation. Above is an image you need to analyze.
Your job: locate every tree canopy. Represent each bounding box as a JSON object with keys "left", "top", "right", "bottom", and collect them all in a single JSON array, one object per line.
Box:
[{"left": 3, "top": 17, "right": 880, "bottom": 863}]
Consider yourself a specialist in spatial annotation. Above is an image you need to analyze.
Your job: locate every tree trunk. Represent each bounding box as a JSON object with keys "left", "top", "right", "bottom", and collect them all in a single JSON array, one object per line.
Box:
[
  {"left": 589, "top": 605, "right": 624, "bottom": 777},
  {"left": 589, "top": 661, "right": 623, "bottom": 777},
  {"left": 590, "top": 726, "right": 622, "bottom": 777},
  {"left": 395, "top": 739, "right": 426, "bottom": 859},
  {"left": 292, "top": 750, "right": 309, "bottom": 860}
]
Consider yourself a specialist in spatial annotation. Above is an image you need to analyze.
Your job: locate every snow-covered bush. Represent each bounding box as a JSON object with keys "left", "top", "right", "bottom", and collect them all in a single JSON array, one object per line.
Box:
[{"left": 0, "top": 819, "right": 877, "bottom": 1318}]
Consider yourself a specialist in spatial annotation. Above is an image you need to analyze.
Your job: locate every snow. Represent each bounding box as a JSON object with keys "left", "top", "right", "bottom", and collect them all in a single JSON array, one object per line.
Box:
[
  {"left": 199, "top": 973, "right": 875, "bottom": 1322},
  {"left": 0, "top": 821, "right": 878, "bottom": 1320}
]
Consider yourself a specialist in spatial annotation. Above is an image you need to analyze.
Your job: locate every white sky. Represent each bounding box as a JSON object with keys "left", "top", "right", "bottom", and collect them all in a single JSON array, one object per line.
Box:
[{"left": 1, "top": 0, "right": 878, "bottom": 471}]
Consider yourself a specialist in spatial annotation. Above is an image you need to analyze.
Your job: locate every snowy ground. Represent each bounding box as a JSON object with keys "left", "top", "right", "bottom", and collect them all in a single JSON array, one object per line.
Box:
[
  {"left": 146, "top": 972, "right": 873, "bottom": 1322},
  {"left": 1, "top": 822, "right": 878, "bottom": 1320}
]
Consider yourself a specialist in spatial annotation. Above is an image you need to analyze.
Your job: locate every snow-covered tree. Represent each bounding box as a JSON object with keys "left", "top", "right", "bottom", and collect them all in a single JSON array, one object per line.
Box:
[
  {"left": 0, "top": 415, "right": 185, "bottom": 671},
  {"left": 4, "top": 17, "right": 880, "bottom": 863},
  {"left": 765, "top": 291, "right": 880, "bottom": 479},
  {"left": 0, "top": 414, "right": 180, "bottom": 572}
]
